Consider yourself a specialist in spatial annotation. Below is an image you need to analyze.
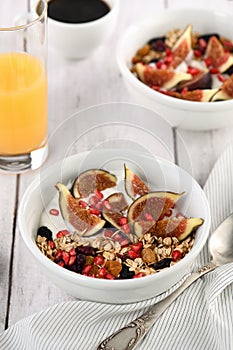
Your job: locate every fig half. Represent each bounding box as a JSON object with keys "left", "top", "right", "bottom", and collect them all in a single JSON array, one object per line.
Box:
[
  {"left": 127, "top": 191, "right": 185, "bottom": 223},
  {"left": 124, "top": 164, "right": 149, "bottom": 199},
  {"left": 152, "top": 216, "right": 204, "bottom": 241},
  {"left": 72, "top": 169, "right": 117, "bottom": 198},
  {"left": 135, "top": 63, "right": 192, "bottom": 90},
  {"left": 206, "top": 36, "right": 233, "bottom": 73},
  {"left": 56, "top": 183, "right": 105, "bottom": 236}
]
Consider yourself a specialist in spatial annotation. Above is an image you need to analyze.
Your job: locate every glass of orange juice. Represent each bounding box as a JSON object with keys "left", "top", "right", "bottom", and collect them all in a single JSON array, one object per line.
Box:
[{"left": 0, "top": 0, "right": 48, "bottom": 173}]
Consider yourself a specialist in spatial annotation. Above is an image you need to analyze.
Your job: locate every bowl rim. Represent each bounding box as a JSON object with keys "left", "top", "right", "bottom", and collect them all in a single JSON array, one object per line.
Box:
[
  {"left": 47, "top": 0, "right": 119, "bottom": 28},
  {"left": 18, "top": 150, "right": 211, "bottom": 289},
  {"left": 117, "top": 7, "right": 233, "bottom": 111}
]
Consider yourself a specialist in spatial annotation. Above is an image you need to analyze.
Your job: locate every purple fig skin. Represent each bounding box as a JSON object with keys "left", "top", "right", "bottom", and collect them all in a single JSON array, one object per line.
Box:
[{"left": 176, "top": 72, "right": 212, "bottom": 92}]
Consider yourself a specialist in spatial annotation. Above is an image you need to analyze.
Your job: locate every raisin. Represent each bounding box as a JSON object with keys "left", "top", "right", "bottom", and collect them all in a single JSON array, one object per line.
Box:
[
  {"left": 153, "top": 258, "right": 172, "bottom": 270},
  {"left": 119, "top": 265, "right": 134, "bottom": 279},
  {"left": 37, "top": 226, "right": 53, "bottom": 241},
  {"left": 76, "top": 245, "right": 96, "bottom": 256}
]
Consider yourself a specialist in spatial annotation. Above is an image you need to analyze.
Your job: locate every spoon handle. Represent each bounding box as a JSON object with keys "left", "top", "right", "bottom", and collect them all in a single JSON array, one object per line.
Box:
[{"left": 97, "top": 262, "right": 216, "bottom": 350}]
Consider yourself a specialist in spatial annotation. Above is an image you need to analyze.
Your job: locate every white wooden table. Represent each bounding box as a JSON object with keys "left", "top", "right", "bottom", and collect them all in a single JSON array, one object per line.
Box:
[{"left": 1, "top": 0, "right": 233, "bottom": 332}]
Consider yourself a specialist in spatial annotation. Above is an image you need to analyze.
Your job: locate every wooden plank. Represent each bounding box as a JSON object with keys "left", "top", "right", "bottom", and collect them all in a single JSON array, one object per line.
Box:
[{"left": 0, "top": 175, "right": 17, "bottom": 332}]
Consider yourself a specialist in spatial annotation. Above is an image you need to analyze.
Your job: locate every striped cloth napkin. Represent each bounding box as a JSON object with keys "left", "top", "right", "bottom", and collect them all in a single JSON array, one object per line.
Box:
[{"left": 1, "top": 145, "right": 233, "bottom": 350}]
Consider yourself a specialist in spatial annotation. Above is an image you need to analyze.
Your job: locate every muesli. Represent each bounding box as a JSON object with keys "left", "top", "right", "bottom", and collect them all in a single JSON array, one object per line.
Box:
[{"left": 36, "top": 165, "right": 203, "bottom": 279}]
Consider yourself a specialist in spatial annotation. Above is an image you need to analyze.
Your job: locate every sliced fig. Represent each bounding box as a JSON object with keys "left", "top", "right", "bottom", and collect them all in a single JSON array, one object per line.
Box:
[
  {"left": 206, "top": 36, "right": 233, "bottom": 73},
  {"left": 56, "top": 183, "right": 105, "bottom": 236},
  {"left": 152, "top": 216, "right": 204, "bottom": 241},
  {"left": 176, "top": 71, "right": 212, "bottom": 92},
  {"left": 124, "top": 164, "right": 149, "bottom": 199},
  {"left": 134, "top": 220, "right": 156, "bottom": 237},
  {"left": 211, "top": 74, "right": 233, "bottom": 101},
  {"left": 135, "top": 63, "right": 192, "bottom": 90},
  {"left": 172, "top": 24, "right": 192, "bottom": 68},
  {"left": 181, "top": 89, "right": 218, "bottom": 102},
  {"left": 72, "top": 169, "right": 117, "bottom": 198},
  {"left": 128, "top": 191, "right": 185, "bottom": 223},
  {"left": 105, "top": 192, "right": 128, "bottom": 213}
]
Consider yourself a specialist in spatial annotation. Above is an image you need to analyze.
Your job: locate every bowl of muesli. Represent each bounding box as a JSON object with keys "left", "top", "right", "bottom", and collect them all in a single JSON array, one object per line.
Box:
[
  {"left": 117, "top": 8, "right": 233, "bottom": 130},
  {"left": 18, "top": 149, "right": 210, "bottom": 303}
]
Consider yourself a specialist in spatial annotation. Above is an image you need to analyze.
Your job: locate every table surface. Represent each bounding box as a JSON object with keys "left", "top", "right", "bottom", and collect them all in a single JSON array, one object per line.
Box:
[{"left": 1, "top": 0, "right": 233, "bottom": 332}]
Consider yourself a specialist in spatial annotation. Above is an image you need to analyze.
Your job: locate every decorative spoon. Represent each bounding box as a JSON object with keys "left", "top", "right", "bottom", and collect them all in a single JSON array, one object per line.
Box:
[{"left": 97, "top": 213, "right": 233, "bottom": 350}]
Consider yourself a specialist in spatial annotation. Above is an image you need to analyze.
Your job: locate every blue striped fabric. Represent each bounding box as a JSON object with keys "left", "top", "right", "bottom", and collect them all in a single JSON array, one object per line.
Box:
[{"left": 1, "top": 145, "right": 233, "bottom": 350}]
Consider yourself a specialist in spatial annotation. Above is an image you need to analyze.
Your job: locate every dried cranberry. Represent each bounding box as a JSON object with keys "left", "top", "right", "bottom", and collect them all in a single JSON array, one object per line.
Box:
[
  {"left": 76, "top": 245, "right": 96, "bottom": 256},
  {"left": 153, "top": 258, "right": 172, "bottom": 270},
  {"left": 37, "top": 226, "right": 53, "bottom": 241}
]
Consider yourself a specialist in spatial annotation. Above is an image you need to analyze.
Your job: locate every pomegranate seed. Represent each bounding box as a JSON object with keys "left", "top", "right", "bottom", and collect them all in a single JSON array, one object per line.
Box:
[
  {"left": 62, "top": 251, "right": 70, "bottom": 265},
  {"left": 94, "top": 189, "right": 104, "bottom": 199},
  {"left": 156, "top": 61, "right": 167, "bottom": 69},
  {"left": 131, "top": 242, "right": 143, "bottom": 253},
  {"left": 69, "top": 248, "right": 76, "bottom": 256},
  {"left": 49, "top": 208, "right": 59, "bottom": 216},
  {"left": 105, "top": 273, "right": 115, "bottom": 280},
  {"left": 89, "top": 208, "right": 100, "bottom": 216},
  {"left": 164, "top": 55, "right": 173, "bottom": 64},
  {"left": 119, "top": 217, "right": 128, "bottom": 226},
  {"left": 165, "top": 209, "right": 173, "bottom": 217},
  {"left": 48, "top": 241, "right": 55, "bottom": 249},
  {"left": 210, "top": 67, "right": 219, "bottom": 74},
  {"left": 194, "top": 49, "right": 202, "bottom": 57},
  {"left": 68, "top": 256, "right": 76, "bottom": 266},
  {"left": 181, "top": 87, "right": 188, "bottom": 95},
  {"left": 104, "top": 229, "right": 114, "bottom": 238},
  {"left": 103, "top": 200, "right": 111, "bottom": 211},
  {"left": 144, "top": 213, "right": 154, "bottom": 221},
  {"left": 204, "top": 57, "right": 211, "bottom": 67},
  {"left": 128, "top": 250, "right": 140, "bottom": 259},
  {"left": 82, "top": 264, "right": 92, "bottom": 274},
  {"left": 199, "top": 38, "right": 207, "bottom": 50},
  {"left": 166, "top": 48, "right": 172, "bottom": 56},
  {"left": 172, "top": 250, "right": 182, "bottom": 262},
  {"left": 187, "top": 66, "right": 200, "bottom": 75},
  {"left": 79, "top": 200, "right": 88, "bottom": 208},
  {"left": 94, "top": 255, "right": 105, "bottom": 265},
  {"left": 98, "top": 267, "right": 107, "bottom": 278},
  {"left": 123, "top": 224, "right": 131, "bottom": 234},
  {"left": 57, "top": 261, "right": 64, "bottom": 267},
  {"left": 217, "top": 74, "right": 227, "bottom": 82},
  {"left": 223, "top": 40, "right": 233, "bottom": 49},
  {"left": 121, "top": 239, "right": 130, "bottom": 247},
  {"left": 56, "top": 230, "right": 69, "bottom": 238},
  {"left": 55, "top": 250, "right": 62, "bottom": 259},
  {"left": 89, "top": 195, "right": 99, "bottom": 207},
  {"left": 133, "top": 272, "right": 145, "bottom": 278}
]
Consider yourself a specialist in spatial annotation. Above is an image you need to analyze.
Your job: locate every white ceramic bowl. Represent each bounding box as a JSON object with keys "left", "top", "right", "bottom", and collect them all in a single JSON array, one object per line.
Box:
[
  {"left": 117, "top": 8, "right": 233, "bottom": 130},
  {"left": 48, "top": 0, "right": 119, "bottom": 59},
  {"left": 18, "top": 149, "right": 210, "bottom": 304}
]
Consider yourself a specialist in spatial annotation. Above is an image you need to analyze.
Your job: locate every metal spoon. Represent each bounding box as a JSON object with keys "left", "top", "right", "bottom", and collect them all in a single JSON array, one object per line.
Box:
[{"left": 97, "top": 213, "right": 233, "bottom": 350}]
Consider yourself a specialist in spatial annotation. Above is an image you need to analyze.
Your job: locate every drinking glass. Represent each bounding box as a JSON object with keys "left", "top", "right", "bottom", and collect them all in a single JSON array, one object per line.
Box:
[{"left": 0, "top": 0, "right": 48, "bottom": 173}]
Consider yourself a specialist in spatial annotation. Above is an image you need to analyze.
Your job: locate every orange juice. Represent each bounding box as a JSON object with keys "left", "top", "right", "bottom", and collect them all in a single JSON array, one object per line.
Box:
[{"left": 0, "top": 52, "right": 47, "bottom": 155}]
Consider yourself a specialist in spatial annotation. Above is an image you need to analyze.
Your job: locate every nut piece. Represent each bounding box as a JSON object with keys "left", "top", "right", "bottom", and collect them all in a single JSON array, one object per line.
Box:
[{"left": 141, "top": 248, "right": 156, "bottom": 264}]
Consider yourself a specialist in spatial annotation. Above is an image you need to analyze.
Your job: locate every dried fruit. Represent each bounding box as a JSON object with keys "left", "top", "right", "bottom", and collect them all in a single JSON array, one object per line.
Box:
[
  {"left": 37, "top": 226, "right": 53, "bottom": 241},
  {"left": 72, "top": 169, "right": 117, "bottom": 198},
  {"left": 153, "top": 258, "right": 172, "bottom": 270},
  {"left": 141, "top": 248, "right": 156, "bottom": 264},
  {"left": 124, "top": 164, "right": 149, "bottom": 199},
  {"left": 128, "top": 191, "right": 185, "bottom": 224},
  {"left": 56, "top": 183, "right": 105, "bottom": 236},
  {"left": 105, "top": 260, "right": 122, "bottom": 277}
]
